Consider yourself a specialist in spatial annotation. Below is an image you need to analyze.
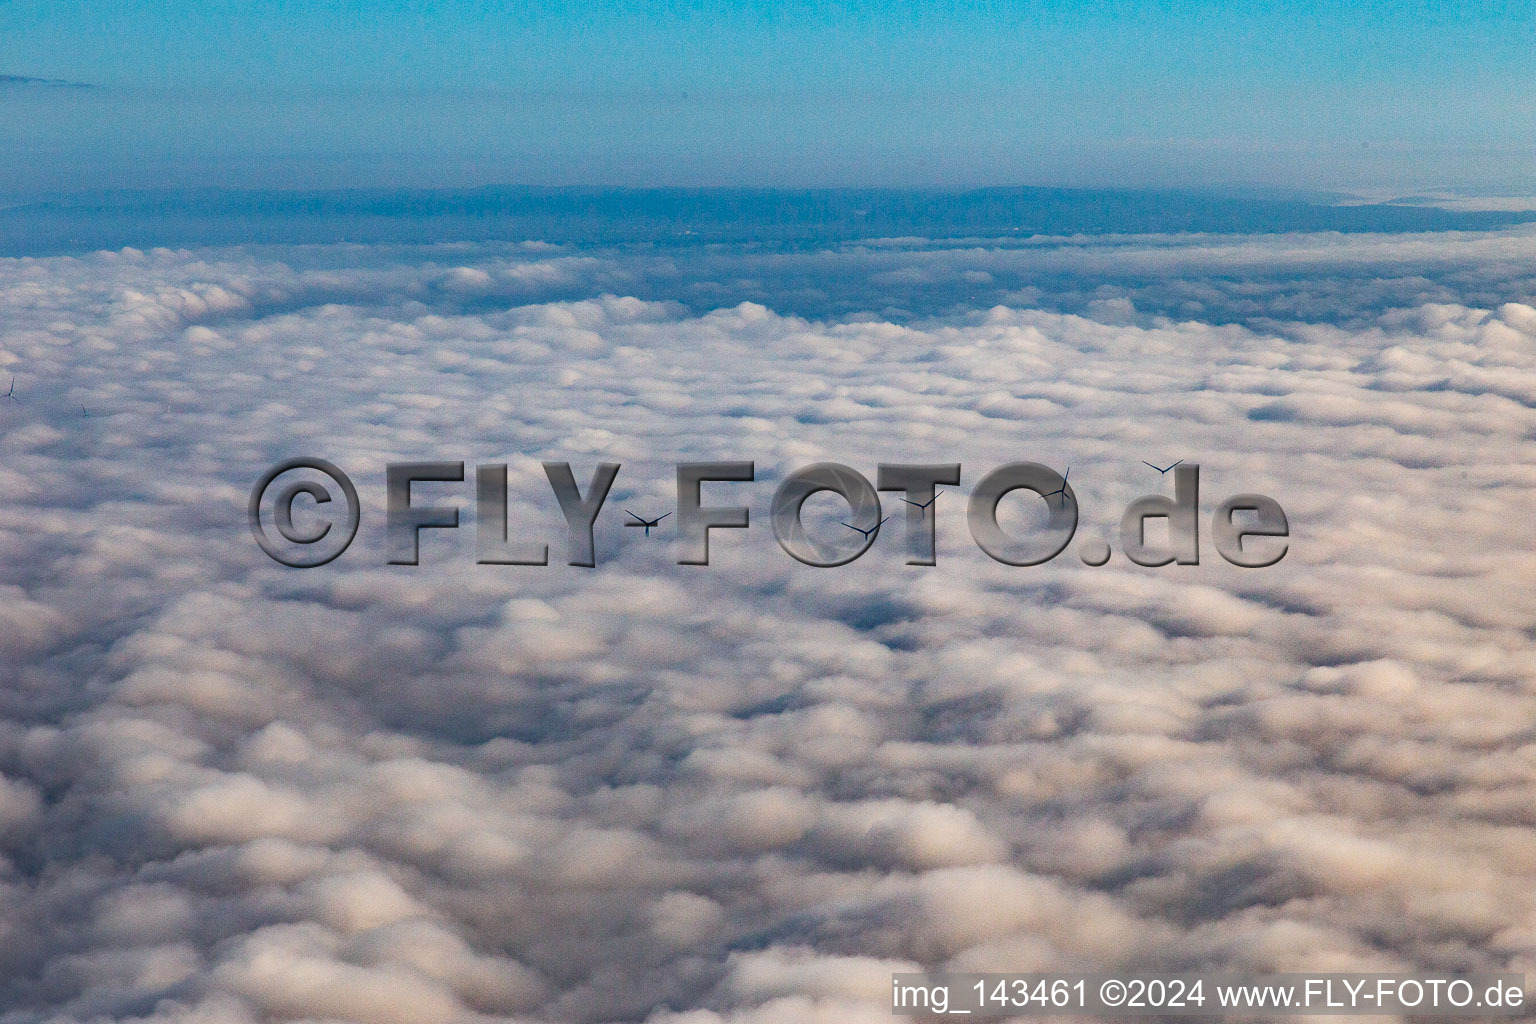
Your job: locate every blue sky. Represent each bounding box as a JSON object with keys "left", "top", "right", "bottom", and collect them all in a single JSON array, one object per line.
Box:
[{"left": 2, "top": 0, "right": 1534, "bottom": 192}]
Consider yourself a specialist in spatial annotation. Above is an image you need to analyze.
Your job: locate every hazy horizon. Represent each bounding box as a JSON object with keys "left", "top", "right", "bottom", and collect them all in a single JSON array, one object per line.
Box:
[
  {"left": 5, "top": 183, "right": 1536, "bottom": 260},
  {"left": 6, "top": 2, "right": 1536, "bottom": 193}
]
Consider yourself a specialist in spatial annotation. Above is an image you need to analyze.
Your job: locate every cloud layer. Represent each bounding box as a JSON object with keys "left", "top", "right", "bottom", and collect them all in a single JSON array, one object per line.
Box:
[{"left": 0, "top": 231, "right": 1534, "bottom": 1022}]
